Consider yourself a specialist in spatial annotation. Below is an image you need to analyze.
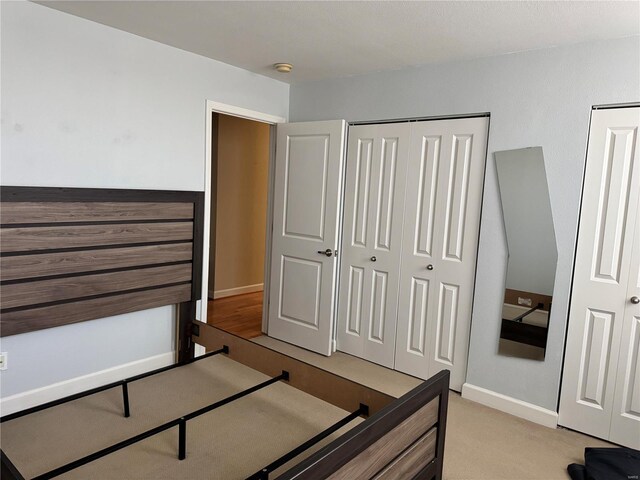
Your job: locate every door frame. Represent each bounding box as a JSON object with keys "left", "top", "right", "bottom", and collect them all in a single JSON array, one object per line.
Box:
[{"left": 196, "top": 100, "right": 286, "bottom": 356}]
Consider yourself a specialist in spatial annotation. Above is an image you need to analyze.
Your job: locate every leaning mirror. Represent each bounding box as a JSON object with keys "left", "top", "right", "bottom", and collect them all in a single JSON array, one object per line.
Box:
[{"left": 495, "top": 147, "right": 557, "bottom": 360}]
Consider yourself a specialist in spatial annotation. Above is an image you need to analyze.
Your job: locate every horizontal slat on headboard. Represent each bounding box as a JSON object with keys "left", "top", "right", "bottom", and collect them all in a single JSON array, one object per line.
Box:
[
  {"left": 1, "top": 284, "right": 192, "bottom": 336},
  {"left": 0, "top": 243, "right": 193, "bottom": 281},
  {"left": 0, "top": 223, "right": 193, "bottom": 253},
  {"left": 1, "top": 202, "right": 194, "bottom": 225},
  {"left": 1, "top": 264, "right": 192, "bottom": 309},
  {"left": 0, "top": 186, "right": 204, "bottom": 337}
]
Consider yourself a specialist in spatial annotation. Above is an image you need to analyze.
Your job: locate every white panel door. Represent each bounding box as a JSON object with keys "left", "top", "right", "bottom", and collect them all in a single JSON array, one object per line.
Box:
[
  {"left": 268, "top": 120, "right": 346, "bottom": 356},
  {"left": 559, "top": 107, "right": 640, "bottom": 445},
  {"left": 394, "top": 117, "right": 489, "bottom": 391},
  {"left": 610, "top": 191, "right": 640, "bottom": 449},
  {"left": 337, "top": 123, "right": 410, "bottom": 368}
]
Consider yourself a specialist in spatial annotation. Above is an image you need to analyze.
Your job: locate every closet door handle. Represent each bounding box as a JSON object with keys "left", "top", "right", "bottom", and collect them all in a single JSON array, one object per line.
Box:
[
  {"left": 317, "top": 249, "right": 333, "bottom": 257},
  {"left": 370, "top": 256, "right": 377, "bottom": 262},
  {"left": 631, "top": 296, "right": 640, "bottom": 304},
  {"left": 426, "top": 264, "right": 434, "bottom": 271}
]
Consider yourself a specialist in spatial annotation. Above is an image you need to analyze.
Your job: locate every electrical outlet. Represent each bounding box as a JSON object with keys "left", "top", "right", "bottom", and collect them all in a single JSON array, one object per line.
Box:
[
  {"left": 0, "top": 352, "right": 7, "bottom": 370},
  {"left": 517, "top": 297, "right": 533, "bottom": 307}
]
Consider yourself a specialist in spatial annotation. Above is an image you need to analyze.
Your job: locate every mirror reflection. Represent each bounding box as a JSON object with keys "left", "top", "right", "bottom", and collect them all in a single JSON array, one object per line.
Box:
[{"left": 495, "top": 147, "right": 557, "bottom": 360}]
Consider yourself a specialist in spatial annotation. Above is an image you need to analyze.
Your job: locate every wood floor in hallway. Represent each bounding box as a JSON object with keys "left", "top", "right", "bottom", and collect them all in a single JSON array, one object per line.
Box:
[{"left": 207, "top": 291, "right": 263, "bottom": 339}]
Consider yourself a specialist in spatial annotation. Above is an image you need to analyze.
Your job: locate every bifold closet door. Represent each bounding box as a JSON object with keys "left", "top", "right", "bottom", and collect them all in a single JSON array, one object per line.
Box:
[
  {"left": 337, "top": 123, "right": 410, "bottom": 368},
  {"left": 558, "top": 107, "right": 640, "bottom": 448},
  {"left": 268, "top": 120, "right": 347, "bottom": 356},
  {"left": 610, "top": 198, "right": 640, "bottom": 448},
  {"left": 394, "top": 117, "right": 489, "bottom": 390}
]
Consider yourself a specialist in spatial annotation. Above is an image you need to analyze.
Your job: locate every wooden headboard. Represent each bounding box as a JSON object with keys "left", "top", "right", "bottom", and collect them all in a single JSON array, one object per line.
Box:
[{"left": 0, "top": 186, "right": 204, "bottom": 348}]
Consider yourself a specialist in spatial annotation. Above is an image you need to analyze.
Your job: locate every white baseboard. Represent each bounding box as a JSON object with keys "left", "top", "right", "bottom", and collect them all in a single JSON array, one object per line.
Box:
[
  {"left": 461, "top": 383, "right": 558, "bottom": 428},
  {"left": 0, "top": 352, "right": 174, "bottom": 416},
  {"left": 212, "top": 283, "right": 263, "bottom": 299}
]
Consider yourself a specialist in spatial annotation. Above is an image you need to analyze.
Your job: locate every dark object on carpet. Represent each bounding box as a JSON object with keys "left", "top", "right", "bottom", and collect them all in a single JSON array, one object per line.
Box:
[{"left": 568, "top": 447, "right": 640, "bottom": 480}]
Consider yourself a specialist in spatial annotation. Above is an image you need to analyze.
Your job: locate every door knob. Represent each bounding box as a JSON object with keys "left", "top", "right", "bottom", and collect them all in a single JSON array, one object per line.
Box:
[
  {"left": 631, "top": 296, "right": 640, "bottom": 304},
  {"left": 426, "top": 264, "right": 434, "bottom": 271},
  {"left": 370, "top": 256, "right": 377, "bottom": 262},
  {"left": 317, "top": 249, "right": 333, "bottom": 257}
]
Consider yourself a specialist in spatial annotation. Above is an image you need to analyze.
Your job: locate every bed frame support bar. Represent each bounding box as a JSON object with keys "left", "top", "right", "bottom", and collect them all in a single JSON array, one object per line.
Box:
[
  {"left": 32, "top": 370, "right": 289, "bottom": 479},
  {"left": 178, "top": 417, "right": 187, "bottom": 461},
  {"left": 247, "top": 403, "right": 369, "bottom": 480},
  {"left": 1, "top": 346, "right": 229, "bottom": 424},
  {"left": 122, "top": 382, "right": 130, "bottom": 418}
]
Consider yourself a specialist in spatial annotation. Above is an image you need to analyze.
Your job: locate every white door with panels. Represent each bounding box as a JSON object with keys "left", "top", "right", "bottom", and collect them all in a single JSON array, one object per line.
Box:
[
  {"left": 559, "top": 107, "right": 640, "bottom": 448},
  {"left": 394, "top": 118, "right": 489, "bottom": 390},
  {"left": 268, "top": 120, "right": 347, "bottom": 356},
  {"left": 337, "top": 123, "right": 411, "bottom": 368}
]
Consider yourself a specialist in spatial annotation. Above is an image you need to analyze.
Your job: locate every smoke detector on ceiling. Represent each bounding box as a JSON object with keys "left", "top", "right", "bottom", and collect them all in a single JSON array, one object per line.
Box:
[{"left": 274, "top": 63, "right": 293, "bottom": 73}]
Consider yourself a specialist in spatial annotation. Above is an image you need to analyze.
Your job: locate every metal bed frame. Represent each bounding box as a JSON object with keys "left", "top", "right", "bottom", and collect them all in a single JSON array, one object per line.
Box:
[{"left": 0, "top": 342, "right": 449, "bottom": 480}]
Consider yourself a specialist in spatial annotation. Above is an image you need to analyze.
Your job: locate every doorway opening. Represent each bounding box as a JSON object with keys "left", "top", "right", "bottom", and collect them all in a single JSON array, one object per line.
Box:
[{"left": 207, "top": 112, "right": 271, "bottom": 339}]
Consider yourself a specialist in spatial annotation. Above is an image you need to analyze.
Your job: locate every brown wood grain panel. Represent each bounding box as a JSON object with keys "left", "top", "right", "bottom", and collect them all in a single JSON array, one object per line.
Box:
[
  {"left": 1, "top": 264, "right": 192, "bottom": 309},
  {"left": 327, "top": 397, "right": 439, "bottom": 480},
  {"left": 0, "top": 243, "right": 193, "bottom": 281},
  {"left": 0, "top": 222, "right": 193, "bottom": 253},
  {"left": 193, "top": 323, "right": 395, "bottom": 416},
  {"left": 0, "top": 284, "right": 191, "bottom": 336},
  {"left": 373, "top": 427, "right": 437, "bottom": 479},
  {"left": 0, "top": 202, "right": 193, "bottom": 224}
]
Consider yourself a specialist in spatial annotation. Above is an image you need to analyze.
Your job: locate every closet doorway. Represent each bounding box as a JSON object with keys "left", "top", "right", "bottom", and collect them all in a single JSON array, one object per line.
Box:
[
  {"left": 558, "top": 105, "right": 640, "bottom": 449},
  {"left": 337, "top": 116, "right": 489, "bottom": 391},
  {"left": 207, "top": 113, "right": 271, "bottom": 339}
]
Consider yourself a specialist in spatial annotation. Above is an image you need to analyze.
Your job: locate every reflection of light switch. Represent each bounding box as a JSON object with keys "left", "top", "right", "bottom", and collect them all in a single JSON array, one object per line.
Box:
[{"left": 518, "top": 297, "right": 532, "bottom": 307}]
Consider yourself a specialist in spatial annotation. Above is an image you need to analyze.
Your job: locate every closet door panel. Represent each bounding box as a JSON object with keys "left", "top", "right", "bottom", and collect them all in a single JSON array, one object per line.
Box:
[
  {"left": 414, "top": 135, "right": 441, "bottom": 257},
  {"left": 351, "top": 138, "right": 374, "bottom": 247},
  {"left": 559, "top": 107, "right": 640, "bottom": 443},
  {"left": 395, "top": 132, "right": 442, "bottom": 377},
  {"left": 338, "top": 132, "right": 376, "bottom": 359},
  {"left": 610, "top": 189, "right": 640, "bottom": 449},
  {"left": 429, "top": 119, "right": 488, "bottom": 390},
  {"left": 337, "top": 123, "right": 410, "bottom": 368},
  {"left": 395, "top": 117, "right": 489, "bottom": 391},
  {"left": 442, "top": 134, "right": 473, "bottom": 261},
  {"left": 345, "top": 266, "right": 366, "bottom": 337},
  {"left": 406, "top": 277, "right": 431, "bottom": 357}
]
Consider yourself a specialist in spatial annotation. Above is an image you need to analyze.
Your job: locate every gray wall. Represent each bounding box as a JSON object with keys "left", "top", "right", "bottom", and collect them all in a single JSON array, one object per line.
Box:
[
  {"left": 289, "top": 36, "right": 640, "bottom": 410},
  {"left": 0, "top": 1, "right": 288, "bottom": 398}
]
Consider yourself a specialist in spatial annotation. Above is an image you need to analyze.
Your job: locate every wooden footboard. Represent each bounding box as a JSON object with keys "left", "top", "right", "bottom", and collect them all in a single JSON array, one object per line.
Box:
[{"left": 278, "top": 370, "right": 449, "bottom": 480}]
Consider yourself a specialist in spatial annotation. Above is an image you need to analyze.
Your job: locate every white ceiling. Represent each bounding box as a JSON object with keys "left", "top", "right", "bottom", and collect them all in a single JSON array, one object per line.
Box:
[{"left": 36, "top": 1, "right": 640, "bottom": 84}]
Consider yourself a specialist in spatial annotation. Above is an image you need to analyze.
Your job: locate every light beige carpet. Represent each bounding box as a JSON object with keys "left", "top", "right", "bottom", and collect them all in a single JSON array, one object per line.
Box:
[
  {"left": 1, "top": 354, "right": 359, "bottom": 479},
  {"left": 2, "top": 336, "right": 612, "bottom": 480},
  {"left": 253, "top": 335, "right": 612, "bottom": 480}
]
